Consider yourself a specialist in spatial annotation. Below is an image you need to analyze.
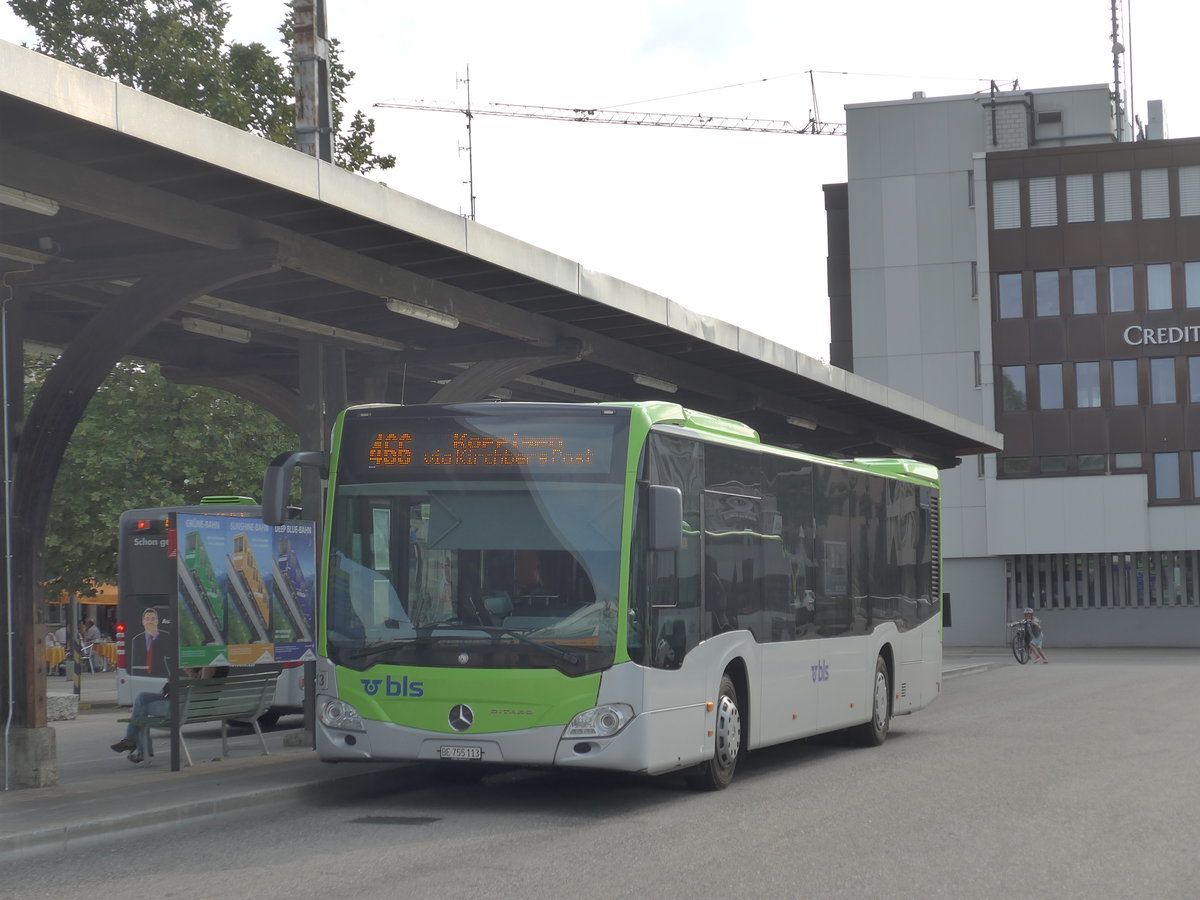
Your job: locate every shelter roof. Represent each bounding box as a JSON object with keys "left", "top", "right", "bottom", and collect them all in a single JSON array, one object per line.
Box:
[{"left": 0, "top": 42, "right": 999, "bottom": 467}]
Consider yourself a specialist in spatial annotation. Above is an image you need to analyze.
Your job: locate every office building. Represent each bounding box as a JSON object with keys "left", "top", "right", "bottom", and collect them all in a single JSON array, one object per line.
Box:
[{"left": 827, "top": 83, "right": 1200, "bottom": 646}]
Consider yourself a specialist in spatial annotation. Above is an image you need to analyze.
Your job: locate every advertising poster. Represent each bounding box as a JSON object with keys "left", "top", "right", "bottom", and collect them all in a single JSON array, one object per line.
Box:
[{"left": 176, "top": 514, "right": 316, "bottom": 667}]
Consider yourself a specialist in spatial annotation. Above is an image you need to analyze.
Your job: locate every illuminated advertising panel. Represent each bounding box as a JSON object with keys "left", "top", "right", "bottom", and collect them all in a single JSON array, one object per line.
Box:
[{"left": 175, "top": 513, "right": 316, "bottom": 667}]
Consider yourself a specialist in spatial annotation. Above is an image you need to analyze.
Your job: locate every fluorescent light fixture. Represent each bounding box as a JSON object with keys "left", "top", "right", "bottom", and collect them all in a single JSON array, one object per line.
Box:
[
  {"left": 181, "top": 316, "right": 252, "bottom": 344},
  {"left": 488, "top": 387, "right": 513, "bottom": 400},
  {"left": 0, "top": 184, "right": 60, "bottom": 216},
  {"left": 631, "top": 373, "right": 677, "bottom": 394},
  {"left": 786, "top": 416, "right": 818, "bottom": 431},
  {"left": 386, "top": 297, "right": 459, "bottom": 329},
  {"left": 23, "top": 340, "right": 63, "bottom": 357}
]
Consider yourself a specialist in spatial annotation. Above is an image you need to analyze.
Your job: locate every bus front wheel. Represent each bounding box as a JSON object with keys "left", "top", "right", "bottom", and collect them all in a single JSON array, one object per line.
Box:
[
  {"left": 852, "top": 656, "right": 891, "bottom": 747},
  {"left": 685, "top": 674, "right": 741, "bottom": 791}
]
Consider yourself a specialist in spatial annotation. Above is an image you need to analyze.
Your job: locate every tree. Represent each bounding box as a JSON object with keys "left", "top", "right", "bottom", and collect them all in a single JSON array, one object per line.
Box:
[
  {"left": 7, "top": 0, "right": 395, "bottom": 173},
  {"left": 25, "top": 355, "right": 297, "bottom": 598}
]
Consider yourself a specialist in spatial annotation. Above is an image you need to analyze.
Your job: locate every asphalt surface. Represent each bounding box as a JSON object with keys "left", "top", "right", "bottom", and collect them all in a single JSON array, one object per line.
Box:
[{"left": 0, "top": 648, "right": 1012, "bottom": 859}]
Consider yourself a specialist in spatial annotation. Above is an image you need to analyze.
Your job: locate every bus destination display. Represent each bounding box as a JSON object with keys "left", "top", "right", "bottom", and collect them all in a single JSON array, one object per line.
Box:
[
  {"left": 370, "top": 430, "right": 601, "bottom": 469},
  {"left": 349, "top": 417, "right": 622, "bottom": 480}
]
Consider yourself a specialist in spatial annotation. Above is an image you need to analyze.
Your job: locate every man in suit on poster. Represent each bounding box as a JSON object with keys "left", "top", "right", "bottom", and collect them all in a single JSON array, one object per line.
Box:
[{"left": 130, "top": 607, "right": 170, "bottom": 678}]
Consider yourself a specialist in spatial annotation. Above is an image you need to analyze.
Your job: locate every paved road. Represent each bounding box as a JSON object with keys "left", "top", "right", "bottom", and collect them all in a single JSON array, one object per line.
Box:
[{"left": 6, "top": 649, "right": 1198, "bottom": 898}]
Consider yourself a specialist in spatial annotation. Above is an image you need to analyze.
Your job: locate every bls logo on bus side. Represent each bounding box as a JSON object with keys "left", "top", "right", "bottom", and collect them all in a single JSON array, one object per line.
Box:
[
  {"left": 811, "top": 660, "right": 829, "bottom": 683},
  {"left": 359, "top": 675, "right": 424, "bottom": 698}
]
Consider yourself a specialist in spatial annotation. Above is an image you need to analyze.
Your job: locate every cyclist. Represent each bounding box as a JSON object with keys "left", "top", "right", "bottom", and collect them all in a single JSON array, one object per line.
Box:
[{"left": 1018, "top": 608, "right": 1048, "bottom": 664}]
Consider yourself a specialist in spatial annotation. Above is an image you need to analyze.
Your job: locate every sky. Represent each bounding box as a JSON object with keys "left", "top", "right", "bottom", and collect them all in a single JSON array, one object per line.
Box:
[{"left": 3, "top": 1, "right": 1198, "bottom": 360}]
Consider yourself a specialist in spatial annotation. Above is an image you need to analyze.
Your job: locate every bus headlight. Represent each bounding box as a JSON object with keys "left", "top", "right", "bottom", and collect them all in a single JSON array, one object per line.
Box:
[
  {"left": 564, "top": 703, "right": 635, "bottom": 738},
  {"left": 320, "top": 697, "right": 366, "bottom": 732}
]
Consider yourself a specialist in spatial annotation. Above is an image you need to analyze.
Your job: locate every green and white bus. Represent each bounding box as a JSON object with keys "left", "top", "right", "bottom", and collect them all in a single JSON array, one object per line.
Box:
[{"left": 264, "top": 401, "right": 942, "bottom": 789}]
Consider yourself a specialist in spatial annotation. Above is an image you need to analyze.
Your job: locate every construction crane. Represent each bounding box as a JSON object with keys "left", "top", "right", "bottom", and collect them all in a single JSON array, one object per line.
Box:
[
  {"left": 374, "top": 99, "right": 845, "bottom": 136},
  {"left": 374, "top": 72, "right": 845, "bottom": 218}
]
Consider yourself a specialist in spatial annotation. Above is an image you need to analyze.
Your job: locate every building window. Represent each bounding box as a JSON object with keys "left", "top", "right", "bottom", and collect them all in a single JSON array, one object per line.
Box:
[
  {"left": 1000, "top": 457, "right": 1032, "bottom": 475},
  {"left": 973, "top": 350, "right": 982, "bottom": 387},
  {"left": 1041, "top": 456, "right": 1068, "bottom": 474},
  {"left": 1029, "top": 177, "right": 1057, "bottom": 226},
  {"left": 1066, "top": 173, "right": 1094, "bottom": 222},
  {"left": 1180, "top": 166, "right": 1200, "bottom": 216},
  {"left": 1109, "top": 266, "right": 1134, "bottom": 312},
  {"left": 1008, "top": 551, "right": 1200, "bottom": 609},
  {"left": 1141, "top": 168, "right": 1169, "bottom": 218},
  {"left": 1103, "top": 171, "right": 1132, "bottom": 221},
  {"left": 1001, "top": 366, "right": 1026, "bottom": 410},
  {"left": 1076, "top": 361, "right": 1101, "bottom": 407},
  {"left": 1147, "top": 263, "right": 1172, "bottom": 310},
  {"left": 970, "top": 261, "right": 978, "bottom": 299},
  {"left": 1151, "top": 358, "right": 1176, "bottom": 404},
  {"left": 1034, "top": 271, "right": 1059, "bottom": 316},
  {"left": 977, "top": 454, "right": 986, "bottom": 478},
  {"left": 1193, "top": 453, "right": 1200, "bottom": 499},
  {"left": 1079, "top": 454, "right": 1106, "bottom": 472},
  {"left": 1154, "top": 452, "right": 1181, "bottom": 500},
  {"left": 1190, "top": 357, "right": 1200, "bottom": 402},
  {"left": 966, "top": 171, "right": 975, "bottom": 208},
  {"left": 1072, "top": 268, "right": 1097, "bottom": 314},
  {"left": 1113, "top": 359, "right": 1138, "bottom": 406},
  {"left": 1114, "top": 452, "right": 1142, "bottom": 470},
  {"left": 998, "top": 273, "right": 1023, "bottom": 318},
  {"left": 1038, "top": 364, "right": 1063, "bottom": 409},
  {"left": 992, "top": 180, "right": 1020, "bottom": 229},
  {"left": 1186, "top": 262, "right": 1200, "bottom": 308}
]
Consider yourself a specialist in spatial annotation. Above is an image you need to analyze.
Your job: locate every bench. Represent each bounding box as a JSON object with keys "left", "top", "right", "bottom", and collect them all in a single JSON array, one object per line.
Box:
[{"left": 120, "top": 672, "right": 280, "bottom": 766}]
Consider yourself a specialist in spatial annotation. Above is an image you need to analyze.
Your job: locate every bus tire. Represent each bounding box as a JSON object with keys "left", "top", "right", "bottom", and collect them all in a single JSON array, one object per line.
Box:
[
  {"left": 852, "top": 656, "right": 890, "bottom": 747},
  {"left": 685, "top": 673, "right": 741, "bottom": 791}
]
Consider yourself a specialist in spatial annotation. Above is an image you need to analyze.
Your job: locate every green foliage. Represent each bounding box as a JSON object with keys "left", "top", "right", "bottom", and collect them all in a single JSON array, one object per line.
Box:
[
  {"left": 25, "top": 355, "right": 297, "bottom": 596},
  {"left": 8, "top": 0, "right": 395, "bottom": 173}
]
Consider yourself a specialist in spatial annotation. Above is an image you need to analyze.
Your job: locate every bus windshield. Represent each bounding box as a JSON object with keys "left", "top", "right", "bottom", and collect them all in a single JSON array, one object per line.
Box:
[{"left": 325, "top": 407, "right": 631, "bottom": 675}]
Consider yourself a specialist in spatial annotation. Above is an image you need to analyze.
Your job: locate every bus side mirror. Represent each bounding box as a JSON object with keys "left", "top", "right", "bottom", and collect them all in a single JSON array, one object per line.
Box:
[
  {"left": 262, "top": 450, "right": 328, "bottom": 526},
  {"left": 647, "top": 485, "right": 683, "bottom": 551}
]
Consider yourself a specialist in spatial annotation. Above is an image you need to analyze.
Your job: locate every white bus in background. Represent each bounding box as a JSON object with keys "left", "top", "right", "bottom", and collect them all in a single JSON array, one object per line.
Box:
[{"left": 115, "top": 498, "right": 305, "bottom": 727}]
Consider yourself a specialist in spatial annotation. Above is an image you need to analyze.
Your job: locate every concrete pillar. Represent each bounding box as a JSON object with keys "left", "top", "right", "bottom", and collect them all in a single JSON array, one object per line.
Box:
[{"left": 1, "top": 727, "right": 58, "bottom": 789}]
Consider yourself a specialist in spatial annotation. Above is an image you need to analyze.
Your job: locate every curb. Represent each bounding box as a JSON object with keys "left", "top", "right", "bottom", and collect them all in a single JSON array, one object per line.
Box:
[
  {"left": 942, "top": 662, "right": 1003, "bottom": 680},
  {"left": 1, "top": 762, "right": 425, "bottom": 860}
]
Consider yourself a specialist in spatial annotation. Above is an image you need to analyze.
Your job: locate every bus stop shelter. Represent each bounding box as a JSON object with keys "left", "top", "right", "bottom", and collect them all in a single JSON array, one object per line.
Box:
[{"left": 0, "top": 42, "right": 1000, "bottom": 787}]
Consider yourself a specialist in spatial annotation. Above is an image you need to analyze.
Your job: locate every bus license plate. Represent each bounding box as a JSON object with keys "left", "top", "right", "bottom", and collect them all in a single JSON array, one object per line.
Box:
[{"left": 439, "top": 746, "right": 482, "bottom": 761}]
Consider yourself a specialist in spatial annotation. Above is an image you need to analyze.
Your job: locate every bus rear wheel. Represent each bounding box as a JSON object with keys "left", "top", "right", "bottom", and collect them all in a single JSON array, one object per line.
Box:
[
  {"left": 685, "top": 674, "right": 741, "bottom": 791},
  {"left": 852, "top": 656, "right": 891, "bottom": 747}
]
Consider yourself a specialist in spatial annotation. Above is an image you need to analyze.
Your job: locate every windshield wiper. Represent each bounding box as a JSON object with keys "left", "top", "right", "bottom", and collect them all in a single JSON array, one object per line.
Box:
[
  {"left": 416, "top": 623, "right": 581, "bottom": 665},
  {"left": 483, "top": 626, "right": 581, "bottom": 665}
]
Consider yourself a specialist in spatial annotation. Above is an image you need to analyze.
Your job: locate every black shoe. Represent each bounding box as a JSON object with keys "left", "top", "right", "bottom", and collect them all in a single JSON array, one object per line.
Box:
[
  {"left": 127, "top": 751, "right": 144, "bottom": 764},
  {"left": 111, "top": 738, "right": 136, "bottom": 753}
]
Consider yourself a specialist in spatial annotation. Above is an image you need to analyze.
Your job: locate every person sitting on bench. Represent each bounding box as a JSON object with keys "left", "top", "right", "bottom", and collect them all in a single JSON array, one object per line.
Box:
[{"left": 109, "top": 666, "right": 226, "bottom": 763}]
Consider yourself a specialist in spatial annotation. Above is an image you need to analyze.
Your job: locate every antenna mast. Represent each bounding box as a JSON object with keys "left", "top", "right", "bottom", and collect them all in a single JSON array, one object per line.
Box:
[
  {"left": 1110, "top": 0, "right": 1126, "bottom": 141},
  {"left": 458, "top": 65, "right": 476, "bottom": 221}
]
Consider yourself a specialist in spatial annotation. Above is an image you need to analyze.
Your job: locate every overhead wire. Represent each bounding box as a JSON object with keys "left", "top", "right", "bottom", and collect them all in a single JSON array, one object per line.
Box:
[{"left": 603, "top": 68, "right": 999, "bottom": 112}]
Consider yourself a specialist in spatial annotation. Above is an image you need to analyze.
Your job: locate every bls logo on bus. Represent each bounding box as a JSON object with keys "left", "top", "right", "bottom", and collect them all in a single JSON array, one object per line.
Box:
[
  {"left": 811, "top": 660, "right": 829, "bottom": 683},
  {"left": 360, "top": 675, "right": 424, "bottom": 698}
]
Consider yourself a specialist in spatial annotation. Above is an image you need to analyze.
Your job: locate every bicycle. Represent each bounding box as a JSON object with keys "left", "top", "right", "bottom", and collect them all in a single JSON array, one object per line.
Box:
[{"left": 1009, "top": 620, "right": 1031, "bottom": 664}]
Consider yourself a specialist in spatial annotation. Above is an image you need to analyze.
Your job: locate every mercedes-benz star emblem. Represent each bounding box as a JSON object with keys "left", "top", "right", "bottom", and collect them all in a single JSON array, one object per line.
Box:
[{"left": 449, "top": 704, "right": 474, "bottom": 732}]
